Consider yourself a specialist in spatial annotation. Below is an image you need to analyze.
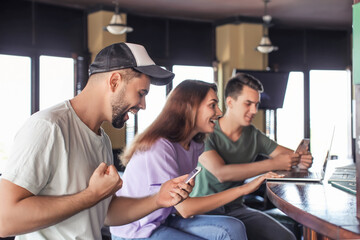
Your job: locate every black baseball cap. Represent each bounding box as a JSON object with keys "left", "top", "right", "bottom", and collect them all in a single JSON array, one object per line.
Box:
[{"left": 89, "top": 42, "right": 174, "bottom": 86}]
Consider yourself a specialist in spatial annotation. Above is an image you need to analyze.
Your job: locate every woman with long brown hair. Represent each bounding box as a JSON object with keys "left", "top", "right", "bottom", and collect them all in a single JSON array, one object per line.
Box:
[{"left": 110, "top": 80, "right": 281, "bottom": 240}]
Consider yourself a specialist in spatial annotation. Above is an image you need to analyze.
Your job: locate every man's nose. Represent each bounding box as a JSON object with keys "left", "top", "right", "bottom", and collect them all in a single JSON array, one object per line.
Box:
[
  {"left": 139, "top": 97, "right": 146, "bottom": 110},
  {"left": 250, "top": 104, "right": 258, "bottom": 114}
]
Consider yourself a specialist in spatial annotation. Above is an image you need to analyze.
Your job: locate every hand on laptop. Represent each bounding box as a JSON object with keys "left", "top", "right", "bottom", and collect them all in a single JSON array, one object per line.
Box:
[{"left": 241, "top": 172, "right": 284, "bottom": 195}]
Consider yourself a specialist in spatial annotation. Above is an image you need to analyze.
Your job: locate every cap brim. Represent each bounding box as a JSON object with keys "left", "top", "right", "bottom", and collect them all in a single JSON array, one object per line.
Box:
[{"left": 134, "top": 65, "right": 174, "bottom": 86}]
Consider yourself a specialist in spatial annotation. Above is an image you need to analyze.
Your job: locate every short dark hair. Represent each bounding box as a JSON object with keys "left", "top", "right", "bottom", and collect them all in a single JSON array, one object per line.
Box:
[{"left": 225, "top": 73, "right": 264, "bottom": 100}]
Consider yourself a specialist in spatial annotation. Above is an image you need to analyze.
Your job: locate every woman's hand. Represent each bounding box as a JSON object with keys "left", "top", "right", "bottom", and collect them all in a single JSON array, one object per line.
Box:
[
  {"left": 241, "top": 172, "right": 284, "bottom": 195},
  {"left": 155, "top": 174, "right": 194, "bottom": 208}
]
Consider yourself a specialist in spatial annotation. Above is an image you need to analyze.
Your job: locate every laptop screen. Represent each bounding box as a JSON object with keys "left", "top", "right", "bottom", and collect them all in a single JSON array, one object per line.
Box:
[{"left": 321, "top": 126, "right": 335, "bottom": 174}]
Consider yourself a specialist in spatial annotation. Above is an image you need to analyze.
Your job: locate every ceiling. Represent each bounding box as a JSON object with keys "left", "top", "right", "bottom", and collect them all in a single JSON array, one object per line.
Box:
[{"left": 31, "top": 0, "right": 353, "bottom": 30}]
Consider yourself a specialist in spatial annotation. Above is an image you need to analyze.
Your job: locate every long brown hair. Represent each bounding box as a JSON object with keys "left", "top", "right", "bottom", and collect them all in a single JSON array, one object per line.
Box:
[{"left": 121, "top": 80, "right": 217, "bottom": 166}]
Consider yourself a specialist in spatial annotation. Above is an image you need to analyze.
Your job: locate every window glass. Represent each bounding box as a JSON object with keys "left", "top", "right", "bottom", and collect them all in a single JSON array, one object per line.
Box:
[
  {"left": 0, "top": 54, "right": 31, "bottom": 173},
  {"left": 310, "top": 70, "right": 352, "bottom": 167},
  {"left": 276, "top": 72, "right": 304, "bottom": 149},
  {"left": 265, "top": 109, "right": 275, "bottom": 140},
  {"left": 137, "top": 85, "right": 167, "bottom": 134},
  {"left": 126, "top": 114, "right": 136, "bottom": 145},
  {"left": 172, "top": 65, "right": 214, "bottom": 89},
  {"left": 39, "top": 55, "right": 74, "bottom": 110}
]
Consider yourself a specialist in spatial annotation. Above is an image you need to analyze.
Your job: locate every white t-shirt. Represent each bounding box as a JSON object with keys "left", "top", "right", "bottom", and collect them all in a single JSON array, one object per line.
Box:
[{"left": 2, "top": 100, "right": 113, "bottom": 240}]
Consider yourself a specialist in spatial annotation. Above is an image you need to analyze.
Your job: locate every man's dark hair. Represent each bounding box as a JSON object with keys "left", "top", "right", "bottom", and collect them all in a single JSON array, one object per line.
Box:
[{"left": 225, "top": 73, "right": 264, "bottom": 100}]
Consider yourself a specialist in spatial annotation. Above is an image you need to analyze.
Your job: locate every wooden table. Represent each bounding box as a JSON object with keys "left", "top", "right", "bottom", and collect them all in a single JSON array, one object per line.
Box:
[{"left": 267, "top": 179, "right": 360, "bottom": 239}]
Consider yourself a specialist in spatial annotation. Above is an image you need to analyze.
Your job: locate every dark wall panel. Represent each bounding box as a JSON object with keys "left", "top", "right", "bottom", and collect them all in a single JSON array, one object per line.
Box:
[
  {"left": 306, "top": 30, "right": 350, "bottom": 69},
  {"left": 127, "top": 14, "right": 214, "bottom": 67},
  {"left": 126, "top": 16, "right": 168, "bottom": 62},
  {"left": 36, "top": 4, "right": 87, "bottom": 53},
  {"left": 0, "top": 1, "right": 33, "bottom": 50},
  {"left": 168, "top": 19, "right": 214, "bottom": 66},
  {"left": 268, "top": 29, "right": 305, "bottom": 71},
  {"left": 0, "top": 0, "right": 87, "bottom": 56},
  {"left": 269, "top": 28, "right": 351, "bottom": 71}
]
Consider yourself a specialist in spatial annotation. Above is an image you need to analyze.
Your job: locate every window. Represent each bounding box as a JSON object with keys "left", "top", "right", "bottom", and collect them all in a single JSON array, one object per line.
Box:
[
  {"left": 172, "top": 65, "right": 214, "bottom": 88},
  {"left": 0, "top": 54, "right": 76, "bottom": 174},
  {"left": 265, "top": 109, "right": 276, "bottom": 141},
  {"left": 0, "top": 54, "right": 31, "bottom": 173},
  {"left": 39, "top": 55, "right": 75, "bottom": 110},
  {"left": 310, "top": 70, "right": 352, "bottom": 167},
  {"left": 137, "top": 84, "right": 167, "bottom": 133},
  {"left": 276, "top": 72, "right": 305, "bottom": 149},
  {"left": 126, "top": 114, "right": 136, "bottom": 145}
]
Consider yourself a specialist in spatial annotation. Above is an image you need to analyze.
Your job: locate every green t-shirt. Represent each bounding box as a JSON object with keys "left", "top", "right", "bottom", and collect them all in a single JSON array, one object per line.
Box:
[{"left": 191, "top": 121, "right": 278, "bottom": 206}]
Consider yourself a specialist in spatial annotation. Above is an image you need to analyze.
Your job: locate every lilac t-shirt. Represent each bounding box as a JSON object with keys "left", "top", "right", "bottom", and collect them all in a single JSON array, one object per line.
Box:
[{"left": 110, "top": 138, "right": 204, "bottom": 238}]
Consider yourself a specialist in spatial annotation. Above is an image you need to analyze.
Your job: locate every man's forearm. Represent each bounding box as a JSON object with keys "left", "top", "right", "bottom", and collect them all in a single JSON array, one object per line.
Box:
[
  {"left": 0, "top": 187, "right": 98, "bottom": 237},
  {"left": 214, "top": 159, "right": 276, "bottom": 182}
]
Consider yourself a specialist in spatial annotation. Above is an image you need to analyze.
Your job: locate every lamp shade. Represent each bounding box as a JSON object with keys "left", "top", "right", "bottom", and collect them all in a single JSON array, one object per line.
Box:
[
  {"left": 256, "top": 35, "right": 278, "bottom": 54},
  {"left": 104, "top": 13, "right": 133, "bottom": 35}
]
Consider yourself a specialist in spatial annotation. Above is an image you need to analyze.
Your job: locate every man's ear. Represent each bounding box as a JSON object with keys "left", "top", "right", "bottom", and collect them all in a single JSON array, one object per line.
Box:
[
  {"left": 109, "top": 72, "right": 122, "bottom": 92},
  {"left": 226, "top": 96, "right": 233, "bottom": 108}
]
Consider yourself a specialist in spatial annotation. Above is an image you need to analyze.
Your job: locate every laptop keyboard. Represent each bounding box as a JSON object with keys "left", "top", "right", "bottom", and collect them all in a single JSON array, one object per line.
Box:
[
  {"left": 328, "top": 164, "right": 356, "bottom": 182},
  {"left": 328, "top": 164, "right": 356, "bottom": 194},
  {"left": 328, "top": 173, "right": 356, "bottom": 181}
]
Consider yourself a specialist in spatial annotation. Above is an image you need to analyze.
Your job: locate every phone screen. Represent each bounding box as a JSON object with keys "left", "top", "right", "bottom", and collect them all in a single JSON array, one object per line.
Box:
[
  {"left": 295, "top": 138, "right": 310, "bottom": 153},
  {"left": 185, "top": 167, "right": 202, "bottom": 183}
]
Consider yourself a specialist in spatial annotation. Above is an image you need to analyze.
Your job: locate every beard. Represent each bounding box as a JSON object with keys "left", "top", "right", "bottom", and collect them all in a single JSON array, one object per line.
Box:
[
  {"left": 111, "top": 86, "right": 130, "bottom": 129},
  {"left": 112, "top": 107, "right": 128, "bottom": 129}
]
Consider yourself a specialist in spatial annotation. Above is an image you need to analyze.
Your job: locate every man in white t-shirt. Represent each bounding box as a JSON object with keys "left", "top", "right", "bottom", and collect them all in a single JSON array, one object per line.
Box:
[{"left": 0, "top": 43, "right": 193, "bottom": 239}]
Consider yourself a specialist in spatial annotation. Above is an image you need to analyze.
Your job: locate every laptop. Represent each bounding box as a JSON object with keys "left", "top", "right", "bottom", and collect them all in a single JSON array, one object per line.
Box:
[
  {"left": 267, "top": 128, "right": 335, "bottom": 182},
  {"left": 330, "top": 181, "right": 356, "bottom": 195},
  {"left": 328, "top": 163, "right": 356, "bottom": 183}
]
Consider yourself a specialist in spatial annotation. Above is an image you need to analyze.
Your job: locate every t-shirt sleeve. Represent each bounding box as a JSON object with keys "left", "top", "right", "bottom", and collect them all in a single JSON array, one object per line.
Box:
[
  {"left": 2, "top": 118, "right": 61, "bottom": 195},
  {"left": 204, "top": 133, "right": 216, "bottom": 152},
  {"left": 255, "top": 128, "right": 278, "bottom": 155}
]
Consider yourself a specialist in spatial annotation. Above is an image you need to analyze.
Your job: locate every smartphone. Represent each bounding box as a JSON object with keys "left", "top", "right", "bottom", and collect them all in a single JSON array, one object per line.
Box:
[
  {"left": 295, "top": 138, "right": 310, "bottom": 153},
  {"left": 185, "top": 166, "right": 202, "bottom": 184}
]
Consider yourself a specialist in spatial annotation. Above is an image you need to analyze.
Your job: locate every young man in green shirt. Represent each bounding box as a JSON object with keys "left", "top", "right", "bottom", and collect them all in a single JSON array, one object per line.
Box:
[{"left": 191, "top": 73, "right": 313, "bottom": 240}]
